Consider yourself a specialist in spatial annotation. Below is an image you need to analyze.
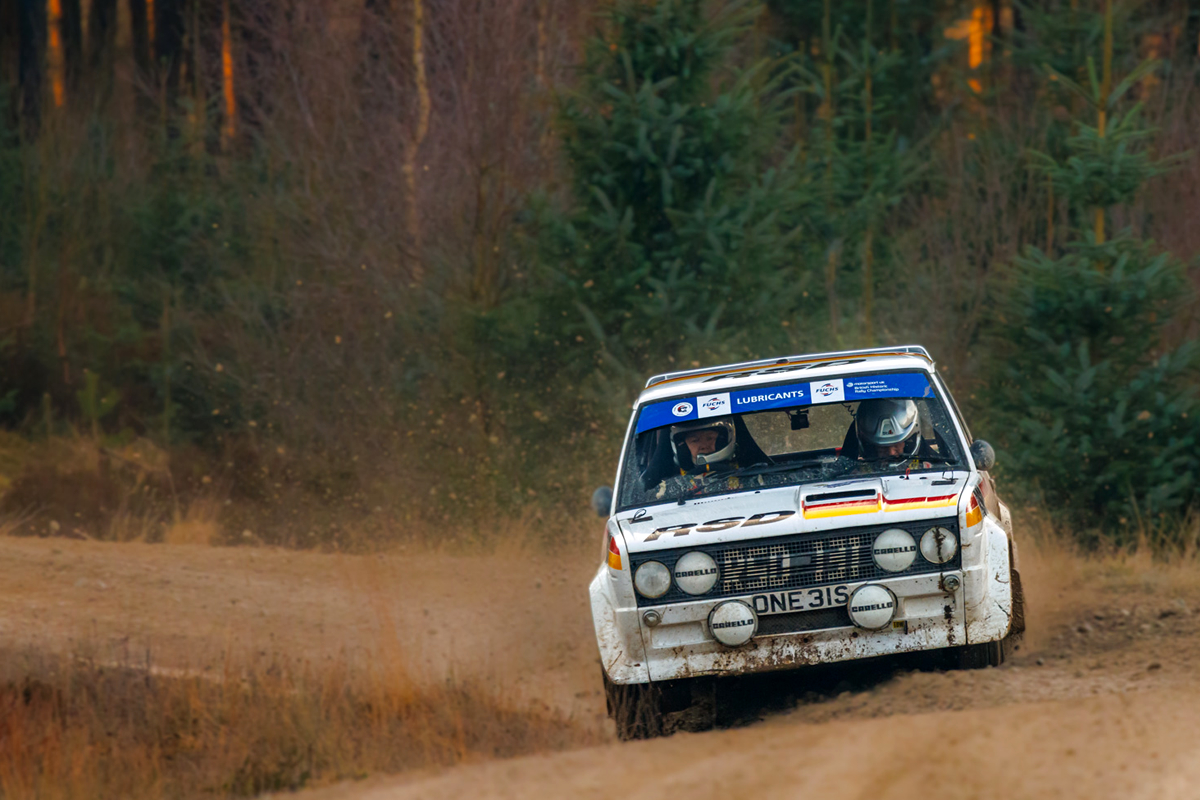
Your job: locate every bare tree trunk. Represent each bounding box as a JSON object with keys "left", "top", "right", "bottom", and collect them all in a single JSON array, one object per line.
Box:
[
  {"left": 820, "top": 0, "right": 838, "bottom": 338},
  {"left": 359, "top": 0, "right": 394, "bottom": 100},
  {"left": 155, "top": 0, "right": 185, "bottom": 114},
  {"left": 56, "top": 255, "right": 71, "bottom": 387},
  {"left": 161, "top": 291, "right": 172, "bottom": 444},
  {"left": 0, "top": 2, "right": 17, "bottom": 90},
  {"left": 402, "top": 0, "right": 431, "bottom": 286},
  {"left": 1095, "top": 0, "right": 1113, "bottom": 245},
  {"left": 862, "top": 0, "right": 874, "bottom": 346},
  {"left": 45, "top": 0, "right": 65, "bottom": 108},
  {"left": 221, "top": 0, "right": 236, "bottom": 147},
  {"left": 61, "top": 0, "right": 82, "bottom": 92},
  {"left": 130, "top": 0, "right": 152, "bottom": 75},
  {"left": 1045, "top": 174, "right": 1055, "bottom": 253},
  {"left": 89, "top": 0, "right": 118, "bottom": 70},
  {"left": 535, "top": 0, "right": 548, "bottom": 88},
  {"left": 18, "top": 0, "right": 47, "bottom": 131}
]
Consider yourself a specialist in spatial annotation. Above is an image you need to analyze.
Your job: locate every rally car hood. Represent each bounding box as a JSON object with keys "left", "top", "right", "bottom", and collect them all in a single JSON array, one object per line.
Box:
[{"left": 617, "top": 472, "right": 970, "bottom": 553}]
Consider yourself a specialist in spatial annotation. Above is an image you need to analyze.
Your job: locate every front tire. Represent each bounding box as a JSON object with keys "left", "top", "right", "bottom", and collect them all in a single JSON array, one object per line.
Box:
[
  {"left": 602, "top": 671, "right": 716, "bottom": 740},
  {"left": 603, "top": 671, "right": 664, "bottom": 741},
  {"left": 956, "top": 638, "right": 1006, "bottom": 669},
  {"left": 1010, "top": 555, "right": 1027, "bottom": 637}
]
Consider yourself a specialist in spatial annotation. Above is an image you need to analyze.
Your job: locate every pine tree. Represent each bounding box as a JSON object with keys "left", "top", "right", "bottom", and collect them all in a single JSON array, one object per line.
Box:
[
  {"left": 786, "top": 0, "right": 926, "bottom": 345},
  {"left": 984, "top": 0, "right": 1197, "bottom": 542},
  {"left": 543, "top": 0, "right": 812, "bottom": 381}
]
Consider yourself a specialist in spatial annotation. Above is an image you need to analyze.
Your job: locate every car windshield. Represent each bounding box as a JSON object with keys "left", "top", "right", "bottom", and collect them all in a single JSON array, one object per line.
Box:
[{"left": 616, "top": 371, "right": 966, "bottom": 510}]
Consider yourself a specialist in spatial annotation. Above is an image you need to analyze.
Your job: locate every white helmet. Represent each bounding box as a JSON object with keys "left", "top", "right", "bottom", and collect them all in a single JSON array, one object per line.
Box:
[
  {"left": 856, "top": 398, "right": 922, "bottom": 459},
  {"left": 670, "top": 419, "right": 736, "bottom": 470}
]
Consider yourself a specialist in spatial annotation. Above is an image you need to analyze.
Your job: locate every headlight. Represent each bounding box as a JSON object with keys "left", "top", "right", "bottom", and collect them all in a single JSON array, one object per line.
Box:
[
  {"left": 847, "top": 584, "right": 897, "bottom": 630},
  {"left": 708, "top": 601, "right": 757, "bottom": 646},
  {"left": 673, "top": 551, "right": 719, "bottom": 595},
  {"left": 921, "top": 526, "right": 958, "bottom": 564},
  {"left": 872, "top": 528, "right": 917, "bottom": 572},
  {"left": 634, "top": 561, "right": 671, "bottom": 599}
]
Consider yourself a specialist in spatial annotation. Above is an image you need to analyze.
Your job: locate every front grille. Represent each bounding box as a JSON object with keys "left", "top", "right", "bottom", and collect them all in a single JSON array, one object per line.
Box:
[
  {"left": 757, "top": 606, "right": 850, "bottom": 636},
  {"left": 630, "top": 517, "right": 959, "bottom": 607}
]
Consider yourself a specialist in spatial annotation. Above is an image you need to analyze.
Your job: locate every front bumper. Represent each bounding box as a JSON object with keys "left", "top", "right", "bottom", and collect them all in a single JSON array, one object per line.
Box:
[{"left": 592, "top": 516, "right": 1014, "bottom": 684}]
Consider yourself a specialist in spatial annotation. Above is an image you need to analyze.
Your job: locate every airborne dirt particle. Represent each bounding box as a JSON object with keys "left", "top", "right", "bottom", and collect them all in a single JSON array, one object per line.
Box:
[{"left": 7, "top": 534, "right": 1200, "bottom": 799}]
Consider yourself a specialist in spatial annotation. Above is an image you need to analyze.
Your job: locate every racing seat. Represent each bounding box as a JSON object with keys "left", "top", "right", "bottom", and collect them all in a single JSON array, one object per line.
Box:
[
  {"left": 731, "top": 415, "right": 771, "bottom": 467},
  {"left": 639, "top": 429, "right": 677, "bottom": 490},
  {"left": 840, "top": 421, "right": 862, "bottom": 460}
]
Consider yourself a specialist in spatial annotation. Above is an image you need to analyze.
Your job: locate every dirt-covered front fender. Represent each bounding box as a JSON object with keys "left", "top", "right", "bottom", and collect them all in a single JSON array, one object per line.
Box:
[
  {"left": 589, "top": 566, "right": 649, "bottom": 684},
  {"left": 963, "top": 515, "right": 1014, "bottom": 644}
]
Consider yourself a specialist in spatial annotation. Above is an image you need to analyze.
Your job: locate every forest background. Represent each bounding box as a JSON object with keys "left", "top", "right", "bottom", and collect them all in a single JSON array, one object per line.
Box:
[{"left": 1, "top": 0, "right": 1198, "bottom": 550}]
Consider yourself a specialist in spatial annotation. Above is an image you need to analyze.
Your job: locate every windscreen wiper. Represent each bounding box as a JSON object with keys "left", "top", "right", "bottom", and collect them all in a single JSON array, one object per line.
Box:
[
  {"left": 858, "top": 455, "right": 960, "bottom": 465},
  {"left": 678, "top": 460, "right": 827, "bottom": 503},
  {"left": 721, "top": 460, "right": 829, "bottom": 480}
]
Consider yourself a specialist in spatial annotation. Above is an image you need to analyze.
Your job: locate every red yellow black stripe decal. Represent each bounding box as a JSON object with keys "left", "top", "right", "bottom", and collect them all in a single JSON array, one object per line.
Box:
[
  {"left": 802, "top": 493, "right": 957, "bottom": 520},
  {"left": 882, "top": 494, "right": 958, "bottom": 513},
  {"left": 802, "top": 496, "right": 882, "bottom": 519}
]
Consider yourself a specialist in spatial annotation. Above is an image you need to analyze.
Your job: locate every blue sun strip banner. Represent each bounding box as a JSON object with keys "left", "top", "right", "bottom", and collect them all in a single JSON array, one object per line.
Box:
[{"left": 634, "top": 372, "right": 934, "bottom": 434}]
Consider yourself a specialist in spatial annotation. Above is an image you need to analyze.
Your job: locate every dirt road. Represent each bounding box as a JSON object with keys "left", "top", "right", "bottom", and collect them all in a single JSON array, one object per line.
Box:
[
  {"left": 0, "top": 536, "right": 606, "bottom": 724},
  {"left": 3, "top": 534, "right": 1199, "bottom": 799}
]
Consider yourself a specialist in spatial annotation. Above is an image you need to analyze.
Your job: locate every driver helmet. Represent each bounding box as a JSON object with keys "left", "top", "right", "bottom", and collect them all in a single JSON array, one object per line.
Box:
[
  {"left": 856, "top": 398, "right": 922, "bottom": 460},
  {"left": 670, "top": 418, "right": 736, "bottom": 471}
]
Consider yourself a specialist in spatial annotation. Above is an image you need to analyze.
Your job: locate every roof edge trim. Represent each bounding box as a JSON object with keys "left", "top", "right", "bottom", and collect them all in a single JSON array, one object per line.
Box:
[{"left": 644, "top": 345, "right": 933, "bottom": 389}]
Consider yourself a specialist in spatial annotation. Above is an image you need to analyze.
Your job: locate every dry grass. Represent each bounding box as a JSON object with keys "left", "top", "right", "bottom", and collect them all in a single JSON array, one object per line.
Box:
[
  {"left": 1019, "top": 508, "right": 1200, "bottom": 582},
  {"left": 162, "top": 495, "right": 225, "bottom": 546},
  {"left": 0, "top": 650, "right": 597, "bottom": 800},
  {"left": 0, "top": 431, "right": 608, "bottom": 551},
  {"left": 0, "top": 435, "right": 175, "bottom": 541},
  {"left": 1014, "top": 509, "right": 1200, "bottom": 653}
]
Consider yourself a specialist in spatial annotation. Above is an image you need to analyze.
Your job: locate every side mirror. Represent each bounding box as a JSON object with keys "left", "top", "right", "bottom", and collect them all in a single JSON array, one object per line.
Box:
[
  {"left": 970, "top": 440, "right": 996, "bottom": 472},
  {"left": 591, "top": 486, "right": 614, "bottom": 518}
]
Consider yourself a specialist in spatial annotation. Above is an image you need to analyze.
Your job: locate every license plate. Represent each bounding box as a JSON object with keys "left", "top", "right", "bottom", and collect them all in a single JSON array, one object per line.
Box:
[{"left": 750, "top": 584, "right": 853, "bottom": 616}]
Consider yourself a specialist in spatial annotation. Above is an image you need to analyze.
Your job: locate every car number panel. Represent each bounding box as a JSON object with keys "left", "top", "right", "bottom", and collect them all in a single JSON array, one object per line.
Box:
[{"left": 750, "top": 584, "right": 852, "bottom": 616}]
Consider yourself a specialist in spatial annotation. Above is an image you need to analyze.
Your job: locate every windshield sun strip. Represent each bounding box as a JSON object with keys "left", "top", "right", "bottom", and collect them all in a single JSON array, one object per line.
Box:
[{"left": 632, "top": 370, "right": 936, "bottom": 436}]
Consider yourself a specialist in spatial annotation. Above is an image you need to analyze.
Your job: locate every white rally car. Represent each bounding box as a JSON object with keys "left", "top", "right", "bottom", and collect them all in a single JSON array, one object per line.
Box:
[{"left": 589, "top": 346, "right": 1024, "bottom": 738}]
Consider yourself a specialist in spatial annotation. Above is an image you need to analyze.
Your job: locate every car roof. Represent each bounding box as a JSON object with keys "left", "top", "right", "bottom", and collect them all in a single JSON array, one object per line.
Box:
[{"left": 636, "top": 345, "right": 937, "bottom": 407}]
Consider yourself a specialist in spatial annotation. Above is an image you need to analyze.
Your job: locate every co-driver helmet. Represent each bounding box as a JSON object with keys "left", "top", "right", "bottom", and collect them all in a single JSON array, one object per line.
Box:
[{"left": 856, "top": 398, "right": 922, "bottom": 460}]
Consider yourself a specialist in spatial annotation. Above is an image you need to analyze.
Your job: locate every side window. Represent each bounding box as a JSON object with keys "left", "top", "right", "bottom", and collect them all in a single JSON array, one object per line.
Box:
[
  {"left": 917, "top": 402, "right": 935, "bottom": 439},
  {"left": 933, "top": 376, "right": 973, "bottom": 442}
]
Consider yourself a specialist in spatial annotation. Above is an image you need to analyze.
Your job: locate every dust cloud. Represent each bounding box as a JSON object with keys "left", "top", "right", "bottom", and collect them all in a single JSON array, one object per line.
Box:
[{"left": 3, "top": 533, "right": 1200, "bottom": 799}]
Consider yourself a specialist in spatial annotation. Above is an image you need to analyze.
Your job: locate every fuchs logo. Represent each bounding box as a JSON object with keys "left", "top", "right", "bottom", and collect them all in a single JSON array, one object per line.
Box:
[
  {"left": 808, "top": 378, "right": 845, "bottom": 404},
  {"left": 696, "top": 392, "right": 731, "bottom": 418},
  {"left": 671, "top": 401, "right": 694, "bottom": 417}
]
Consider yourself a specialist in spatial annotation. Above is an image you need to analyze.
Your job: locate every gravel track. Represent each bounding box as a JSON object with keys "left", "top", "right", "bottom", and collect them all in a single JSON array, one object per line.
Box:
[{"left": 3, "top": 534, "right": 1198, "bottom": 799}]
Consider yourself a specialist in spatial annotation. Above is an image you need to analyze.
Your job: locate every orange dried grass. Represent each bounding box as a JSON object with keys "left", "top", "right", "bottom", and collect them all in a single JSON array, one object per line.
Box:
[{"left": 0, "top": 649, "right": 595, "bottom": 800}]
